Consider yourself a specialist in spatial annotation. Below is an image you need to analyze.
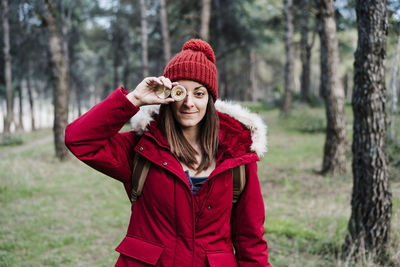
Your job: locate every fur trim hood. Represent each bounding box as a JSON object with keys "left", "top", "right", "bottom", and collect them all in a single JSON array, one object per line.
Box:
[{"left": 130, "top": 100, "right": 267, "bottom": 157}]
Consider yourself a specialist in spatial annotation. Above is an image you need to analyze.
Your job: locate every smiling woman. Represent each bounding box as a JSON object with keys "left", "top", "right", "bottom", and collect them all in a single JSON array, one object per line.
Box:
[
  {"left": 160, "top": 79, "right": 218, "bottom": 177},
  {"left": 171, "top": 80, "right": 209, "bottom": 129},
  {"left": 65, "top": 39, "right": 270, "bottom": 266}
]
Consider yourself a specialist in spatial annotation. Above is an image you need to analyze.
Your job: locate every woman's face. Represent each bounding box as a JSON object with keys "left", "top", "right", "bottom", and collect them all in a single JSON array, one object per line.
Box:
[{"left": 171, "top": 80, "right": 209, "bottom": 129}]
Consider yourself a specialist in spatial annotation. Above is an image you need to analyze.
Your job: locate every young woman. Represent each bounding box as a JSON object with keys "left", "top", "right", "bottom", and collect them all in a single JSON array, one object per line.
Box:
[{"left": 65, "top": 39, "right": 270, "bottom": 266}]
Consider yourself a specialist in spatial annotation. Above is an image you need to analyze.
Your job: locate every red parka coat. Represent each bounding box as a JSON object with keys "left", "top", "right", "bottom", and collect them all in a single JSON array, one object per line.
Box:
[{"left": 65, "top": 87, "right": 271, "bottom": 267}]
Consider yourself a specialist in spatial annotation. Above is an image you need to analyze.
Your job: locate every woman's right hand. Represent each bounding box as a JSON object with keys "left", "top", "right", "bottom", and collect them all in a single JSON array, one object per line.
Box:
[{"left": 127, "top": 76, "right": 178, "bottom": 107}]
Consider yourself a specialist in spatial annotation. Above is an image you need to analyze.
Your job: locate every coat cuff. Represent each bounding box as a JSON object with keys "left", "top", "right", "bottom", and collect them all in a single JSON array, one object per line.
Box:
[{"left": 116, "top": 86, "right": 140, "bottom": 114}]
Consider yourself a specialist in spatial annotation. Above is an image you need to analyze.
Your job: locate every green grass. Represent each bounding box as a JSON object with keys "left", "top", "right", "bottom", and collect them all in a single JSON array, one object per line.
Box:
[
  {"left": 0, "top": 106, "right": 399, "bottom": 266},
  {"left": 0, "top": 142, "right": 130, "bottom": 266},
  {"left": 256, "top": 105, "right": 400, "bottom": 267},
  {"left": 0, "top": 128, "right": 52, "bottom": 153}
]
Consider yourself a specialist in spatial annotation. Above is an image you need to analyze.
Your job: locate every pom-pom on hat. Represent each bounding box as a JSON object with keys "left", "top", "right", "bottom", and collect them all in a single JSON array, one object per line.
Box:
[{"left": 163, "top": 39, "right": 218, "bottom": 101}]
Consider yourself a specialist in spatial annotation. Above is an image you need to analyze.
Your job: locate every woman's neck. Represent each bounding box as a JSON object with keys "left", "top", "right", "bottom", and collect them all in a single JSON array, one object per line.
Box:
[{"left": 181, "top": 126, "right": 200, "bottom": 145}]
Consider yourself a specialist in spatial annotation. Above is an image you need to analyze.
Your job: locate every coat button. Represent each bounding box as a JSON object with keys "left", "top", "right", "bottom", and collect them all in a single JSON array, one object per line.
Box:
[
  {"left": 163, "top": 161, "right": 167, "bottom": 166},
  {"left": 207, "top": 205, "right": 212, "bottom": 210},
  {"left": 139, "top": 147, "right": 144, "bottom": 151}
]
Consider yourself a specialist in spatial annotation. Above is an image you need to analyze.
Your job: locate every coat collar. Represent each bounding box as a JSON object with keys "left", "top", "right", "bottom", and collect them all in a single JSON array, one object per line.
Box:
[{"left": 130, "top": 100, "right": 267, "bottom": 158}]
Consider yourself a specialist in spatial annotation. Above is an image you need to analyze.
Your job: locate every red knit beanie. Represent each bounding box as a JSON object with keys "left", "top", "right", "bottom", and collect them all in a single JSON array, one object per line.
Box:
[{"left": 163, "top": 39, "right": 218, "bottom": 101}]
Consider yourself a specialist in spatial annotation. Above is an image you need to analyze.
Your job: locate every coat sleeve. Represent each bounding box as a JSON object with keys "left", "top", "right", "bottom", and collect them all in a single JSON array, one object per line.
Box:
[
  {"left": 65, "top": 87, "right": 140, "bottom": 184},
  {"left": 231, "top": 161, "right": 271, "bottom": 267}
]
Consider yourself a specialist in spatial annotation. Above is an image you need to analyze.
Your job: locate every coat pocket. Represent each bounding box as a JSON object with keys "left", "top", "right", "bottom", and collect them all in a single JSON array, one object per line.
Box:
[
  {"left": 115, "top": 235, "right": 165, "bottom": 266},
  {"left": 206, "top": 250, "right": 238, "bottom": 267}
]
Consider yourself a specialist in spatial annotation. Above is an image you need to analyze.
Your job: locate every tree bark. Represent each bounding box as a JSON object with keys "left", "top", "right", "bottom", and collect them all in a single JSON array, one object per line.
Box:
[
  {"left": 61, "top": 0, "right": 72, "bottom": 71},
  {"left": 282, "top": 0, "right": 294, "bottom": 115},
  {"left": 249, "top": 49, "right": 257, "bottom": 102},
  {"left": 113, "top": 49, "right": 120, "bottom": 88},
  {"left": 316, "top": 0, "right": 346, "bottom": 175},
  {"left": 2, "top": 0, "right": 13, "bottom": 134},
  {"left": 122, "top": 51, "right": 131, "bottom": 90},
  {"left": 390, "top": 35, "right": 400, "bottom": 139},
  {"left": 26, "top": 60, "right": 36, "bottom": 131},
  {"left": 159, "top": 0, "right": 171, "bottom": 65},
  {"left": 215, "top": 0, "right": 227, "bottom": 100},
  {"left": 140, "top": 0, "right": 149, "bottom": 77},
  {"left": 42, "top": 0, "right": 70, "bottom": 160},
  {"left": 16, "top": 81, "right": 24, "bottom": 131},
  {"left": 70, "top": 71, "right": 83, "bottom": 118},
  {"left": 300, "top": 0, "right": 312, "bottom": 103},
  {"left": 200, "top": 0, "right": 212, "bottom": 42},
  {"left": 343, "top": 72, "right": 349, "bottom": 100},
  {"left": 343, "top": 0, "right": 392, "bottom": 261}
]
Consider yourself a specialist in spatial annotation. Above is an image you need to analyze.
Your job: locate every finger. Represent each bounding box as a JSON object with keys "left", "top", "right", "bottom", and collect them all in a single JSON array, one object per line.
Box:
[
  {"left": 171, "top": 81, "right": 179, "bottom": 87},
  {"left": 165, "top": 98, "right": 175, "bottom": 104},
  {"left": 147, "top": 76, "right": 162, "bottom": 83},
  {"left": 156, "top": 98, "right": 175, "bottom": 105},
  {"left": 164, "top": 77, "right": 173, "bottom": 88},
  {"left": 159, "top": 76, "right": 172, "bottom": 89},
  {"left": 146, "top": 77, "right": 163, "bottom": 86},
  {"left": 158, "top": 76, "right": 171, "bottom": 89}
]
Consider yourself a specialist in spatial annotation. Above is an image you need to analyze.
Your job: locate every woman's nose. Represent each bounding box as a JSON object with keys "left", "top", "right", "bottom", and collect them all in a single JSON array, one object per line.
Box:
[{"left": 183, "top": 93, "right": 194, "bottom": 107}]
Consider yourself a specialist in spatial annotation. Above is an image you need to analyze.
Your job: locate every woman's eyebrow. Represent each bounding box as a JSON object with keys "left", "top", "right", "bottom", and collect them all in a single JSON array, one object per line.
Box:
[{"left": 194, "top": 86, "right": 205, "bottom": 90}]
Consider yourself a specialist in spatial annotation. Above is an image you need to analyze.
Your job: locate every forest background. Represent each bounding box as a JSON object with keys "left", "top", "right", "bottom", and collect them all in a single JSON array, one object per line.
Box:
[{"left": 1, "top": 0, "right": 400, "bottom": 266}]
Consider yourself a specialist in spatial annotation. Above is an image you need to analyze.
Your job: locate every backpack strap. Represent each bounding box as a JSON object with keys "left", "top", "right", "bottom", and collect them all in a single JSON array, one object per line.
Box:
[
  {"left": 131, "top": 152, "right": 151, "bottom": 206},
  {"left": 232, "top": 165, "right": 246, "bottom": 204}
]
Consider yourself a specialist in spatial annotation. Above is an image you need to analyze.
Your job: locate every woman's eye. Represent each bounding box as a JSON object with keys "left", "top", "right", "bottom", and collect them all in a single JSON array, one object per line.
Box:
[{"left": 195, "top": 92, "right": 205, "bottom": 97}]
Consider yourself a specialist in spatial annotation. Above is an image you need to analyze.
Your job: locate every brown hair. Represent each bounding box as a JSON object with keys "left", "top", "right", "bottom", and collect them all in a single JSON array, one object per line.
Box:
[{"left": 159, "top": 95, "right": 219, "bottom": 174}]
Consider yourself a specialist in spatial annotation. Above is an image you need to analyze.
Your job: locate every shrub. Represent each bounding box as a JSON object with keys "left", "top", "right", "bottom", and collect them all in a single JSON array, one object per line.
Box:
[
  {"left": 284, "top": 105, "right": 327, "bottom": 133},
  {"left": 0, "top": 134, "right": 23, "bottom": 147}
]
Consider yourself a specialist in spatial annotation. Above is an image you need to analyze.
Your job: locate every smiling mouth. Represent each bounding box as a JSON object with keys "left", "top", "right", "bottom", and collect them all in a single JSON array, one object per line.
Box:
[{"left": 181, "top": 111, "right": 198, "bottom": 114}]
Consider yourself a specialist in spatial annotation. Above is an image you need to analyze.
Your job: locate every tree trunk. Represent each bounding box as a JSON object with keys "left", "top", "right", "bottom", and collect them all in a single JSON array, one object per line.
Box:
[
  {"left": 390, "top": 35, "right": 400, "bottom": 139},
  {"left": 200, "top": 0, "right": 212, "bottom": 41},
  {"left": 61, "top": 0, "right": 72, "bottom": 71},
  {"left": 71, "top": 72, "right": 83, "bottom": 118},
  {"left": 140, "top": 0, "right": 149, "bottom": 77},
  {"left": 249, "top": 49, "right": 257, "bottom": 102},
  {"left": 300, "top": 0, "right": 312, "bottom": 103},
  {"left": 2, "top": 0, "right": 13, "bottom": 134},
  {"left": 26, "top": 61, "right": 36, "bottom": 131},
  {"left": 33, "top": 78, "right": 41, "bottom": 128},
  {"left": 217, "top": 58, "right": 227, "bottom": 100},
  {"left": 42, "top": 0, "right": 70, "bottom": 160},
  {"left": 113, "top": 51, "right": 120, "bottom": 88},
  {"left": 316, "top": 0, "right": 346, "bottom": 175},
  {"left": 16, "top": 81, "right": 24, "bottom": 131},
  {"left": 215, "top": 0, "right": 227, "bottom": 100},
  {"left": 76, "top": 89, "right": 82, "bottom": 118},
  {"left": 159, "top": 0, "right": 171, "bottom": 65},
  {"left": 343, "top": 72, "right": 349, "bottom": 100},
  {"left": 282, "top": 0, "right": 294, "bottom": 115},
  {"left": 121, "top": 32, "right": 131, "bottom": 88},
  {"left": 122, "top": 53, "right": 130, "bottom": 90},
  {"left": 343, "top": 0, "right": 392, "bottom": 261}
]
